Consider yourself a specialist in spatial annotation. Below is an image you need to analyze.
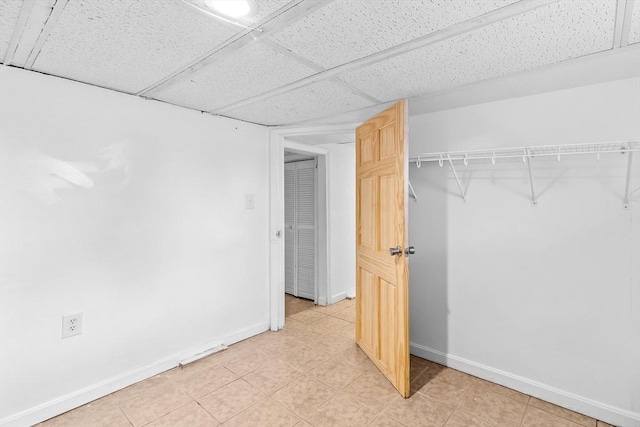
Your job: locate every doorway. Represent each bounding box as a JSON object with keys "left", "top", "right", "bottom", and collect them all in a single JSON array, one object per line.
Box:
[{"left": 269, "top": 124, "right": 359, "bottom": 331}]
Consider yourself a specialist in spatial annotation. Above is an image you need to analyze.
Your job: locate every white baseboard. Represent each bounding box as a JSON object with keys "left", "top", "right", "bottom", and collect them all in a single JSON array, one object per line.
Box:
[
  {"left": 224, "top": 322, "right": 271, "bottom": 346},
  {"left": 1, "top": 321, "right": 270, "bottom": 427},
  {"left": 329, "top": 291, "right": 348, "bottom": 304},
  {"left": 410, "top": 343, "right": 640, "bottom": 427}
]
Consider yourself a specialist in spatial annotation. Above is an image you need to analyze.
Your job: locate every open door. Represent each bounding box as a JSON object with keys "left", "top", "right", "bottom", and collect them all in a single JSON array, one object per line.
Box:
[{"left": 355, "top": 100, "right": 410, "bottom": 397}]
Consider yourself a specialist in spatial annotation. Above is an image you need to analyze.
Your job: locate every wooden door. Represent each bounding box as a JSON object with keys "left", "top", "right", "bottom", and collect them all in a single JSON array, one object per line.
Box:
[{"left": 355, "top": 100, "right": 410, "bottom": 397}]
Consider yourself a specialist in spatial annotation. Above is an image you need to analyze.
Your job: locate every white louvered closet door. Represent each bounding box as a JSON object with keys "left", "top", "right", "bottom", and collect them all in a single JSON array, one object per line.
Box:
[
  {"left": 283, "top": 160, "right": 317, "bottom": 300},
  {"left": 284, "top": 163, "right": 296, "bottom": 296}
]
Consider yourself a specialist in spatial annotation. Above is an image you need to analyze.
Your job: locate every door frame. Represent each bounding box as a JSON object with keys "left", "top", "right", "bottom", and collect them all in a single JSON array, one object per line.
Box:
[{"left": 269, "top": 124, "right": 359, "bottom": 331}]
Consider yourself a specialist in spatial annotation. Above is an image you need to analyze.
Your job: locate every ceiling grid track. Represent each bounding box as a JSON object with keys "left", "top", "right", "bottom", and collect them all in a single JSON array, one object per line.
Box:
[
  {"left": 2, "top": 0, "right": 36, "bottom": 66},
  {"left": 24, "top": 0, "right": 69, "bottom": 69},
  {"left": 616, "top": 0, "right": 636, "bottom": 47},
  {"left": 613, "top": 0, "right": 628, "bottom": 47},
  {"left": 211, "top": 0, "right": 560, "bottom": 116},
  {"left": 138, "top": 0, "right": 332, "bottom": 98},
  {"left": 245, "top": 39, "right": 383, "bottom": 107}
]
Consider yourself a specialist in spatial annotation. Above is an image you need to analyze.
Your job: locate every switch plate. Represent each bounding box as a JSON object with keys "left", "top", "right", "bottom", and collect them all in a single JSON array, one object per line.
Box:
[
  {"left": 62, "top": 312, "right": 83, "bottom": 338},
  {"left": 245, "top": 194, "right": 255, "bottom": 209}
]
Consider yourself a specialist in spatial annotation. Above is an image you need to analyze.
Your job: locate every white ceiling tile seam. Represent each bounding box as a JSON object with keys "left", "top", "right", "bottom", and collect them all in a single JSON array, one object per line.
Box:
[
  {"left": 329, "top": 78, "right": 382, "bottom": 105},
  {"left": 138, "top": 0, "right": 331, "bottom": 97},
  {"left": 152, "top": 41, "right": 319, "bottom": 113},
  {"left": 245, "top": 39, "right": 383, "bottom": 105},
  {"left": 210, "top": 0, "right": 559, "bottom": 115},
  {"left": 628, "top": 0, "right": 640, "bottom": 43},
  {"left": 24, "top": 0, "right": 70, "bottom": 70},
  {"left": 268, "top": 0, "right": 522, "bottom": 70},
  {"left": 2, "top": 0, "right": 36, "bottom": 66},
  {"left": 221, "top": 80, "right": 375, "bottom": 125},
  {"left": 339, "top": 0, "right": 617, "bottom": 102},
  {"left": 30, "top": 0, "right": 241, "bottom": 94},
  {"left": 617, "top": 0, "right": 638, "bottom": 46}
]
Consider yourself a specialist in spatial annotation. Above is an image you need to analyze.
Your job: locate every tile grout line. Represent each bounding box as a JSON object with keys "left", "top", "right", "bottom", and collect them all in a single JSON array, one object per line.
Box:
[{"left": 526, "top": 401, "right": 598, "bottom": 427}]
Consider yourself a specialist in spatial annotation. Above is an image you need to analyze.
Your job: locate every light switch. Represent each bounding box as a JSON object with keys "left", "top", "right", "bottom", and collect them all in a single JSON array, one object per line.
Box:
[{"left": 245, "top": 194, "right": 255, "bottom": 209}]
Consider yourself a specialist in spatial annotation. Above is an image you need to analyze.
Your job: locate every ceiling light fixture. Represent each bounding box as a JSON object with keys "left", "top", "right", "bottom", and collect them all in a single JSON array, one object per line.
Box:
[
  {"left": 180, "top": 0, "right": 262, "bottom": 32},
  {"left": 205, "top": 0, "right": 258, "bottom": 18}
]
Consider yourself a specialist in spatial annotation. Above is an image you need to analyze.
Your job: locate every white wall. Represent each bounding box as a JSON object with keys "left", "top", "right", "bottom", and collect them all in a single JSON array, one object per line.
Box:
[
  {"left": 408, "top": 77, "right": 640, "bottom": 426},
  {"left": 0, "top": 67, "right": 270, "bottom": 425},
  {"left": 319, "top": 143, "right": 356, "bottom": 303}
]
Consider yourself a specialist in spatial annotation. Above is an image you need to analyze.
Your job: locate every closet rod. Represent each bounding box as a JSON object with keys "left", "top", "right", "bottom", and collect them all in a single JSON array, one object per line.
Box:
[{"left": 410, "top": 141, "right": 639, "bottom": 164}]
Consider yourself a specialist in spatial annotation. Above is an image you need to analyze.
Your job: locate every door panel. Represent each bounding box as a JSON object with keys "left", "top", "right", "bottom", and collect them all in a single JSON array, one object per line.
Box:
[
  {"left": 379, "top": 174, "right": 396, "bottom": 252},
  {"left": 360, "top": 133, "right": 375, "bottom": 165},
  {"left": 380, "top": 125, "right": 397, "bottom": 160},
  {"left": 379, "top": 279, "right": 397, "bottom": 373},
  {"left": 359, "top": 176, "right": 376, "bottom": 250},
  {"left": 357, "top": 268, "right": 378, "bottom": 357},
  {"left": 355, "top": 100, "right": 409, "bottom": 397}
]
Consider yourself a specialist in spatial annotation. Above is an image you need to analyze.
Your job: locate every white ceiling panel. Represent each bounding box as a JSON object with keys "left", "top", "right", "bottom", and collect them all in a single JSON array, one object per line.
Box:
[
  {"left": 339, "top": 0, "right": 617, "bottom": 102},
  {"left": 32, "top": 0, "right": 240, "bottom": 93},
  {"left": 629, "top": 0, "right": 640, "bottom": 45},
  {"left": 267, "top": 0, "right": 518, "bottom": 69},
  {"left": 0, "top": 0, "right": 22, "bottom": 63},
  {"left": 224, "top": 80, "right": 375, "bottom": 125},
  {"left": 155, "top": 41, "right": 318, "bottom": 112}
]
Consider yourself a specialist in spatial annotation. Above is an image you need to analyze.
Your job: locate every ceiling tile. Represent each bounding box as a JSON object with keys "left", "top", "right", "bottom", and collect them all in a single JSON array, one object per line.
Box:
[
  {"left": 267, "top": 0, "right": 518, "bottom": 69},
  {"left": 154, "top": 41, "right": 318, "bottom": 112},
  {"left": 0, "top": 0, "right": 22, "bottom": 63},
  {"left": 223, "top": 80, "right": 375, "bottom": 125},
  {"left": 339, "top": 0, "right": 617, "bottom": 102},
  {"left": 629, "top": 0, "right": 640, "bottom": 45},
  {"left": 31, "top": 0, "right": 240, "bottom": 93}
]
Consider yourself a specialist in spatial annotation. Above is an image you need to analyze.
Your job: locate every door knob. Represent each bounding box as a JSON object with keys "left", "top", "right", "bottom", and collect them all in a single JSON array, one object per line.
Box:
[
  {"left": 389, "top": 246, "right": 402, "bottom": 256},
  {"left": 405, "top": 246, "right": 415, "bottom": 255}
]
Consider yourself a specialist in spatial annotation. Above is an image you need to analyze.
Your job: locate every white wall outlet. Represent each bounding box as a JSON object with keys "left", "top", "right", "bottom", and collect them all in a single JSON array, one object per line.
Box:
[
  {"left": 245, "top": 193, "right": 255, "bottom": 209},
  {"left": 62, "top": 312, "right": 83, "bottom": 339}
]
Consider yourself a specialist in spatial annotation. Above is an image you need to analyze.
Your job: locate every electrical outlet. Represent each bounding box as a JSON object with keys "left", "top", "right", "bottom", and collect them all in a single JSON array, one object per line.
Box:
[{"left": 62, "top": 313, "right": 83, "bottom": 339}]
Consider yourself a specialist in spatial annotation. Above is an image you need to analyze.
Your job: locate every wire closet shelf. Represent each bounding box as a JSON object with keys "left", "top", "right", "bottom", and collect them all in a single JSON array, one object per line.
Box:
[
  {"left": 408, "top": 141, "right": 639, "bottom": 208},
  {"left": 409, "top": 141, "right": 639, "bottom": 166}
]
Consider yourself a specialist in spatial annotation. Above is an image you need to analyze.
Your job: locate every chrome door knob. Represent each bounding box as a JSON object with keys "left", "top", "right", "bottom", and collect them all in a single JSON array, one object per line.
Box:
[
  {"left": 405, "top": 246, "right": 415, "bottom": 255},
  {"left": 389, "top": 246, "right": 402, "bottom": 256}
]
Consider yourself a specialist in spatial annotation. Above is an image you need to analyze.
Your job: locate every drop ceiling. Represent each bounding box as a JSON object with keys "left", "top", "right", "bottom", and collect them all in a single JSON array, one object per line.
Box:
[{"left": 1, "top": 0, "right": 638, "bottom": 126}]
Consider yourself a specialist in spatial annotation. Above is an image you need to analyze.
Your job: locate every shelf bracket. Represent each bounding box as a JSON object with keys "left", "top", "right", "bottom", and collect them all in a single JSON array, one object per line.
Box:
[
  {"left": 408, "top": 180, "right": 418, "bottom": 202},
  {"left": 447, "top": 154, "right": 467, "bottom": 202},
  {"left": 623, "top": 150, "right": 634, "bottom": 209},
  {"left": 526, "top": 149, "right": 537, "bottom": 206}
]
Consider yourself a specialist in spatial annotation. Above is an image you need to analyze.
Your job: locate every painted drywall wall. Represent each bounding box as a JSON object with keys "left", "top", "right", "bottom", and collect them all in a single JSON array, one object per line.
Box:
[
  {"left": 317, "top": 143, "right": 356, "bottom": 303},
  {"left": 0, "top": 67, "right": 270, "bottom": 425},
  {"left": 408, "top": 77, "right": 640, "bottom": 426}
]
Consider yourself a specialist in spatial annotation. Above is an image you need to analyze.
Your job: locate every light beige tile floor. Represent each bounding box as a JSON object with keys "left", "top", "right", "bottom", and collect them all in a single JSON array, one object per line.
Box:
[{"left": 39, "top": 294, "right": 615, "bottom": 427}]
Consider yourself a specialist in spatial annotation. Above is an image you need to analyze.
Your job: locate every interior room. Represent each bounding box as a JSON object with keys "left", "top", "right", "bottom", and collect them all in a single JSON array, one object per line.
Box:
[{"left": 0, "top": 0, "right": 638, "bottom": 426}]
